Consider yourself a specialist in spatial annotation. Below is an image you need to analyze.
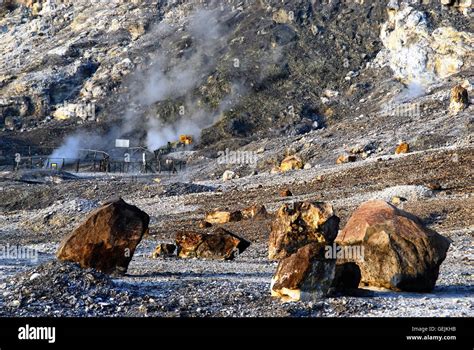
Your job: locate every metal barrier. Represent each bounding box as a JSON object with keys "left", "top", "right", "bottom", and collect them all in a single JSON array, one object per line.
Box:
[{"left": 0, "top": 156, "right": 186, "bottom": 174}]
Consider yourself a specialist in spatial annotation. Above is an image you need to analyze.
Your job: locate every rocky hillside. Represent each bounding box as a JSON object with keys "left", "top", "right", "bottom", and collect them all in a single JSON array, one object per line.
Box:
[{"left": 0, "top": 0, "right": 472, "bottom": 158}]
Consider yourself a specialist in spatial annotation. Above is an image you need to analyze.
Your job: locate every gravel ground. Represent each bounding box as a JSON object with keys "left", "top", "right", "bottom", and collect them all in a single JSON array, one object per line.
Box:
[
  {"left": 0, "top": 236, "right": 472, "bottom": 317},
  {"left": 0, "top": 144, "right": 472, "bottom": 317}
]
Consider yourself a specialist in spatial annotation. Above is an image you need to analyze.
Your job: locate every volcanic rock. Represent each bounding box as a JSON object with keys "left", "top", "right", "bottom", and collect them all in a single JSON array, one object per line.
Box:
[
  {"left": 241, "top": 204, "right": 268, "bottom": 220},
  {"left": 175, "top": 228, "right": 250, "bottom": 260},
  {"left": 449, "top": 85, "right": 469, "bottom": 113},
  {"left": 336, "top": 154, "right": 357, "bottom": 164},
  {"left": 280, "top": 188, "right": 293, "bottom": 197},
  {"left": 280, "top": 155, "right": 304, "bottom": 172},
  {"left": 271, "top": 243, "right": 335, "bottom": 302},
  {"left": 57, "top": 198, "right": 149, "bottom": 275},
  {"left": 335, "top": 200, "right": 451, "bottom": 292},
  {"left": 205, "top": 210, "right": 243, "bottom": 224},
  {"left": 151, "top": 243, "right": 176, "bottom": 258},
  {"left": 268, "top": 201, "right": 340, "bottom": 260},
  {"left": 395, "top": 142, "right": 410, "bottom": 154}
]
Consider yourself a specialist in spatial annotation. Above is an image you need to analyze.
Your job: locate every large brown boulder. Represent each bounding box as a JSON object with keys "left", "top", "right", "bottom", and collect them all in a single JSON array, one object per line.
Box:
[
  {"left": 271, "top": 243, "right": 336, "bottom": 302},
  {"left": 335, "top": 200, "right": 451, "bottom": 292},
  {"left": 175, "top": 228, "right": 250, "bottom": 260},
  {"left": 57, "top": 198, "right": 149, "bottom": 275},
  {"left": 268, "top": 201, "right": 340, "bottom": 260}
]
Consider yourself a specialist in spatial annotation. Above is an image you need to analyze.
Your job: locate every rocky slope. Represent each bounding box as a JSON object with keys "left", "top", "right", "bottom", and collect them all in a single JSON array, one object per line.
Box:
[{"left": 0, "top": 0, "right": 472, "bottom": 158}]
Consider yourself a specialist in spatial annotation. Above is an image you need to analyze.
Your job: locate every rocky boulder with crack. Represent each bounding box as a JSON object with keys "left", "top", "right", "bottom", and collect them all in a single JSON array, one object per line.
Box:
[
  {"left": 56, "top": 198, "right": 149, "bottom": 275},
  {"left": 335, "top": 200, "right": 451, "bottom": 292},
  {"left": 271, "top": 242, "right": 336, "bottom": 302},
  {"left": 175, "top": 228, "right": 250, "bottom": 260},
  {"left": 268, "top": 201, "right": 340, "bottom": 260}
]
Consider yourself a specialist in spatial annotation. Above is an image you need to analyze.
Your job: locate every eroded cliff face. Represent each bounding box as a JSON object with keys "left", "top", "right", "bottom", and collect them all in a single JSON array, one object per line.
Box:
[
  {"left": 0, "top": 0, "right": 472, "bottom": 155},
  {"left": 374, "top": 4, "right": 473, "bottom": 86}
]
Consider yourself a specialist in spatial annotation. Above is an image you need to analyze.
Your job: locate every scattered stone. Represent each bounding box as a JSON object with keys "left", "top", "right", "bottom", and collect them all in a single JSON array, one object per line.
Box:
[
  {"left": 269, "top": 201, "right": 340, "bottom": 260},
  {"left": 205, "top": 210, "right": 243, "bottom": 224},
  {"left": 175, "top": 228, "right": 250, "bottom": 260},
  {"left": 271, "top": 243, "right": 335, "bottom": 302},
  {"left": 280, "top": 155, "right": 304, "bottom": 172},
  {"left": 272, "top": 9, "right": 291, "bottom": 24},
  {"left": 151, "top": 243, "right": 176, "bottom": 258},
  {"left": 335, "top": 200, "right": 451, "bottom": 292},
  {"left": 222, "top": 170, "right": 237, "bottom": 181},
  {"left": 449, "top": 85, "right": 469, "bottom": 113},
  {"left": 241, "top": 204, "right": 268, "bottom": 220},
  {"left": 395, "top": 142, "right": 410, "bottom": 155},
  {"left": 280, "top": 188, "right": 293, "bottom": 197},
  {"left": 336, "top": 154, "right": 357, "bottom": 164},
  {"left": 303, "top": 163, "right": 312, "bottom": 170},
  {"left": 57, "top": 198, "right": 150, "bottom": 275},
  {"left": 427, "top": 182, "right": 442, "bottom": 191}
]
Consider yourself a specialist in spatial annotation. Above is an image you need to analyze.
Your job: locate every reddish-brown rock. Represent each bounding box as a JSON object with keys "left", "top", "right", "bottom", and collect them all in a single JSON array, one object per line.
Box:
[
  {"left": 335, "top": 200, "right": 450, "bottom": 292},
  {"left": 57, "top": 198, "right": 149, "bottom": 275},
  {"left": 271, "top": 243, "right": 335, "bottom": 302},
  {"left": 268, "top": 201, "right": 340, "bottom": 260},
  {"left": 175, "top": 228, "right": 250, "bottom": 260}
]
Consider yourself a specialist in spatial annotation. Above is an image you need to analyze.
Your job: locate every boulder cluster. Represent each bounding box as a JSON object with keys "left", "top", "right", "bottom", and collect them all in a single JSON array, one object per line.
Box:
[{"left": 56, "top": 196, "right": 450, "bottom": 302}]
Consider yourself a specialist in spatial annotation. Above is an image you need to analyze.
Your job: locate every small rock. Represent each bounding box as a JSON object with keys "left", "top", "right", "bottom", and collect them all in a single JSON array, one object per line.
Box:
[
  {"left": 205, "top": 210, "right": 242, "bottom": 224},
  {"left": 222, "top": 170, "right": 237, "bottom": 181},
  {"left": 395, "top": 142, "right": 410, "bottom": 155},
  {"left": 449, "top": 85, "right": 469, "bottom": 113},
  {"left": 336, "top": 154, "right": 357, "bottom": 164},
  {"left": 151, "top": 243, "right": 176, "bottom": 258},
  {"left": 175, "top": 228, "right": 250, "bottom": 260},
  {"left": 241, "top": 204, "right": 268, "bottom": 220},
  {"left": 29, "top": 273, "right": 41, "bottom": 281},
  {"left": 280, "top": 155, "right": 304, "bottom": 172}
]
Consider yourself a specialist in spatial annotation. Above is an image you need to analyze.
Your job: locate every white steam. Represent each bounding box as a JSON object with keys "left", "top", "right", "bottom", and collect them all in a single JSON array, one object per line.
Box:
[{"left": 128, "top": 8, "right": 234, "bottom": 150}]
